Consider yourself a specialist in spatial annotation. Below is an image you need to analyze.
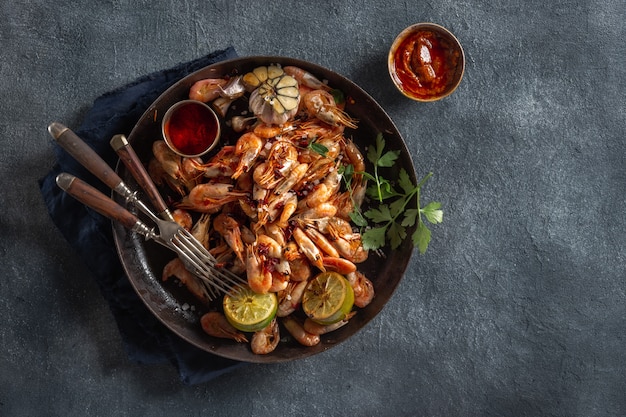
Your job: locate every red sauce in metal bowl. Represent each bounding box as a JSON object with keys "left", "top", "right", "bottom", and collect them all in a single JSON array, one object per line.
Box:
[
  {"left": 390, "top": 27, "right": 463, "bottom": 101},
  {"left": 163, "top": 100, "right": 220, "bottom": 156}
]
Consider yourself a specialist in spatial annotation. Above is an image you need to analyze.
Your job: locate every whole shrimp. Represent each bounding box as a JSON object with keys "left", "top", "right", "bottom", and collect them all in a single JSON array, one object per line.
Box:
[
  {"left": 341, "top": 138, "right": 367, "bottom": 206},
  {"left": 213, "top": 212, "right": 246, "bottom": 264},
  {"left": 297, "top": 160, "right": 342, "bottom": 209},
  {"left": 253, "top": 122, "right": 296, "bottom": 139},
  {"left": 304, "top": 227, "right": 340, "bottom": 258},
  {"left": 292, "top": 226, "right": 325, "bottom": 272},
  {"left": 191, "top": 213, "right": 211, "bottom": 249},
  {"left": 276, "top": 192, "right": 298, "bottom": 228},
  {"left": 253, "top": 141, "right": 299, "bottom": 190},
  {"left": 148, "top": 158, "right": 185, "bottom": 195},
  {"left": 246, "top": 242, "right": 272, "bottom": 294},
  {"left": 152, "top": 140, "right": 196, "bottom": 193},
  {"left": 162, "top": 258, "right": 211, "bottom": 305},
  {"left": 304, "top": 311, "right": 356, "bottom": 335},
  {"left": 251, "top": 318, "right": 280, "bottom": 355},
  {"left": 189, "top": 145, "right": 239, "bottom": 179},
  {"left": 322, "top": 256, "right": 357, "bottom": 275},
  {"left": 171, "top": 208, "right": 193, "bottom": 230},
  {"left": 283, "top": 66, "right": 331, "bottom": 91},
  {"left": 294, "top": 157, "right": 335, "bottom": 191},
  {"left": 283, "top": 241, "right": 312, "bottom": 282},
  {"left": 273, "top": 162, "right": 309, "bottom": 196},
  {"left": 256, "top": 190, "right": 296, "bottom": 231},
  {"left": 281, "top": 316, "right": 320, "bottom": 347},
  {"left": 254, "top": 234, "right": 289, "bottom": 292},
  {"left": 200, "top": 311, "right": 248, "bottom": 342},
  {"left": 302, "top": 90, "right": 358, "bottom": 129},
  {"left": 178, "top": 182, "right": 247, "bottom": 213},
  {"left": 189, "top": 78, "right": 228, "bottom": 102},
  {"left": 346, "top": 271, "right": 375, "bottom": 308},
  {"left": 232, "top": 132, "right": 264, "bottom": 179},
  {"left": 332, "top": 234, "right": 369, "bottom": 264},
  {"left": 277, "top": 280, "right": 308, "bottom": 317}
]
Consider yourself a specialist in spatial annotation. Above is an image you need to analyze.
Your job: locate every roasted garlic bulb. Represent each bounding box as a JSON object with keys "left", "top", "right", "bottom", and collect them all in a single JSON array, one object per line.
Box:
[{"left": 243, "top": 65, "right": 300, "bottom": 125}]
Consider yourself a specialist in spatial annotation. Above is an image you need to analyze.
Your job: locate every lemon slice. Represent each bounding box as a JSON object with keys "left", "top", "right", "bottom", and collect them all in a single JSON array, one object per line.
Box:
[
  {"left": 223, "top": 286, "right": 278, "bottom": 332},
  {"left": 302, "top": 272, "right": 354, "bottom": 325}
]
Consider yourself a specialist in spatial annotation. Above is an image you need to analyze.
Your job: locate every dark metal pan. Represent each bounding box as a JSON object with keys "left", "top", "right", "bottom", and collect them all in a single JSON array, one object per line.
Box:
[{"left": 112, "top": 56, "right": 417, "bottom": 363}]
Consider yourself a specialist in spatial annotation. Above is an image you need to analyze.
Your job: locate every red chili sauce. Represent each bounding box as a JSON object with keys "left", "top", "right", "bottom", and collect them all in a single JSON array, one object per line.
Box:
[
  {"left": 164, "top": 101, "right": 219, "bottom": 156},
  {"left": 392, "top": 29, "right": 461, "bottom": 100}
]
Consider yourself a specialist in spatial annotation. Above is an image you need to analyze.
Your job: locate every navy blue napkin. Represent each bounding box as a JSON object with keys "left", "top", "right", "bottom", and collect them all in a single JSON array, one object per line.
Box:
[{"left": 39, "top": 47, "right": 248, "bottom": 385}]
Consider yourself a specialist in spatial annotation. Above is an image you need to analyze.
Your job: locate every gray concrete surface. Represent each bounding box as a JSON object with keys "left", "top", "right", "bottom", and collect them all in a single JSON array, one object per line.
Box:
[{"left": 2, "top": 0, "right": 625, "bottom": 416}]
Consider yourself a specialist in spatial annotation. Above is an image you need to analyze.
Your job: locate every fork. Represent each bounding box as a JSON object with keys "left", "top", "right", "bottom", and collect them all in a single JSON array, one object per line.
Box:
[{"left": 48, "top": 122, "right": 246, "bottom": 299}]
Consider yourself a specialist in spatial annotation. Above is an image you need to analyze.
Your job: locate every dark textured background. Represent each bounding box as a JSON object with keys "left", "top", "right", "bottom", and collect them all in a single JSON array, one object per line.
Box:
[{"left": 1, "top": 1, "right": 625, "bottom": 416}]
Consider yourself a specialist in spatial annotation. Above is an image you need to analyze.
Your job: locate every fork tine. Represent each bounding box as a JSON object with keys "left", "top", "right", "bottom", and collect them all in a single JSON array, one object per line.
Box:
[
  {"left": 178, "top": 228, "right": 215, "bottom": 260},
  {"left": 174, "top": 246, "right": 233, "bottom": 295},
  {"left": 174, "top": 231, "right": 248, "bottom": 286},
  {"left": 172, "top": 248, "right": 222, "bottom": 298},
  {"left": 172, "top": 234, "right": 247, "bottom": 292}
]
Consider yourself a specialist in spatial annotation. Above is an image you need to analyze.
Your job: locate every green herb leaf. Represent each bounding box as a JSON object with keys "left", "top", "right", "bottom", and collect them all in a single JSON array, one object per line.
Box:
[
  {"left": 402, "top": 208, "right": 419, "bottom": 227},
  {"left": 421, "top": 201, "right": 444, "bottom": 224},
  {"left": 345, "top": 132, "right": 442, "bottom": 253},
  {"left": 360, "top": 171, "right": 377, "bottom": 182},
  {"left": 349, "top": 208, "right": 369, "bottom": 227},
  {"left": 412, "top": 221, "right": 432, "bottom": 254},
  {"left": 342, "top": 163, "right": 354, "bottom": 177},
  {"left": 308, "top": 142, "right": 329, "bottom": 156},
  {"left": 389, "top": 197, "right": 406, "bottom": 218},
  {"left": 364, "top": 205, "right": 392, "bottom": 223},
  {"left": 398, "top": 168, "right": 415, "bottom": 194},
  {"left": 362, "top": 226, "right": 387, "bottom": 250},
  {"left": 379, "top": 179, "right": 399, "bottom": 199},
  {"left": 330, "top": 89, "right": 346, "bottom": 105},
  {"left": 367, "top": 133, "right": 385, "bottom": 164},
  {"left": 366, "top": 179, "right": 399, "bottom": 201},
  {"left": 387, "top": 221, "right": 407, "bottom": 250},
  {"left": 366, "top": 145, "right": 379, "bottom": 165},
  {"left": 377, "top": 150, "right": 400, "bottom": 167}
]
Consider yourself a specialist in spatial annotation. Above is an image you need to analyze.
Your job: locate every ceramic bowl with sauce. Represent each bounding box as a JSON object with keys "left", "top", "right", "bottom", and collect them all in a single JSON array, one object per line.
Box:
[
  {"left": 388, "top": 23, "right": 465, "bottom": 102},
  {"left": 162, "top": 99, "right": 221, "bottom": 157}
]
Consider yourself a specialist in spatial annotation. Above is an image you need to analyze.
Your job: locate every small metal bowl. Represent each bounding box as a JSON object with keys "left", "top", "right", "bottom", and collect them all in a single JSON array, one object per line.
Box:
[
  {"left": 161, "top": 99, "right": 221, "bottom": 158},
  {"left": 388, "top": 23, "right": 465, "bottom": 102}
]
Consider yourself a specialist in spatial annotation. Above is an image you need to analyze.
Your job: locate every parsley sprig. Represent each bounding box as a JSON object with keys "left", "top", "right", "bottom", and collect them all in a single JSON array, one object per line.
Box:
[{"left": 354, "top": 133, "right": 443, "bottom": 253}]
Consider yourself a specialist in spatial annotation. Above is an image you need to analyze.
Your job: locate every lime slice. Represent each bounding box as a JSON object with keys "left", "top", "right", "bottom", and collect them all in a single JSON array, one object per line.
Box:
[
  {"left": 302, "top": 272, "right": 354, "bottom": 325},
  {"left": 223, "top": 286, "right": 278, "bottom": 332}
]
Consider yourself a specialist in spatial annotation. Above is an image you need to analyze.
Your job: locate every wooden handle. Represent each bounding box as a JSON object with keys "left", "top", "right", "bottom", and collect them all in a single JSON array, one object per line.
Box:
[
  {"left": 48, "top": 122, "right": 123, "bottom": 191},
  {"left": 56, "top": 173, "right": 140, "bottom": 231},
  {"left": 110, "top": 134, "right": 171, "bottom": 218}
]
